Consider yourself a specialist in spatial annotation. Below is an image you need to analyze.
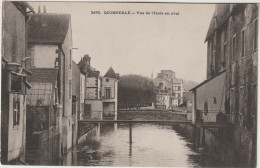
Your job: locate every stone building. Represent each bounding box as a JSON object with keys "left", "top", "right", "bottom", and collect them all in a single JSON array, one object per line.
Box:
[
  {"left": 26, "top": 11, "right": 74, "bottom": 156},
  {"left": 153, "top": 70, "right": 183, "bottom": 109},
  {"left": 72, "top": 61, "right": 86, "bottom": 145},
  {"left": 78, "top": 55, "right": 119, "bottom": 120},
  {"left": 191, "top": 4, "right": 258, "bottom": 166},
  {"left": 79, "top": 55, "right": 102, "bottom": 119},
  {"left": 1, "top": 1, "right": 34, "bottom": 164}
]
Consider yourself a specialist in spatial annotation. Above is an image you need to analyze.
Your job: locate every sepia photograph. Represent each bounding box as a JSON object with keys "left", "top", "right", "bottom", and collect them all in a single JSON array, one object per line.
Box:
[{"left": 1, "top": 1, "right": 259, "bottom": 167}]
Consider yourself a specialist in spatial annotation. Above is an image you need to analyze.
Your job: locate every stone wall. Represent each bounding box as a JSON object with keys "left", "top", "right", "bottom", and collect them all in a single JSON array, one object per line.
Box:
[{"left": 26, "top": 126, "right": 60, "bottom": 165}]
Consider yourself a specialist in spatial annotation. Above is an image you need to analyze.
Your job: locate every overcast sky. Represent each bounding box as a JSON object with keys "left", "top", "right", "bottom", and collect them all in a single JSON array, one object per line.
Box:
[{"left": 29, "top": 2, "right": 215, "bottom": 83}]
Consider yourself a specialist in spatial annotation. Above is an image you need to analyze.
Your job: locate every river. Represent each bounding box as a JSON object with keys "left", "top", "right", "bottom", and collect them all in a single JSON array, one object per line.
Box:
[{"left": 62, "top": 123, "right": 223, "bottom": 167}]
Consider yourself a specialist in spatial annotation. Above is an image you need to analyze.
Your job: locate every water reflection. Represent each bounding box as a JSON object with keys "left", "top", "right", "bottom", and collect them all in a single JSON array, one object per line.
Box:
[{"left": 65, "top": 123, "right": 222, "bottom": 167}]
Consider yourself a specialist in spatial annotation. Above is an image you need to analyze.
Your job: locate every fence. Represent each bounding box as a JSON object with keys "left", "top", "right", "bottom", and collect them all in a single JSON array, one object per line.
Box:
[{"left": 26, "top": 126, "right": 60, "bottom": 165}]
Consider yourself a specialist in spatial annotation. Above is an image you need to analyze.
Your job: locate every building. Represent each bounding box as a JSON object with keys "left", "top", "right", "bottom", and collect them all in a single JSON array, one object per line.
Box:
[
  {"left": 102, "top": 67, "right": 119, "bottom": 120},
  {"left": 1, "top": 1, "right": 34, "bottom": 164},
  {"left": 72, "top": 61, "right": 86, "bottom": 145},
  {"left": 190, "top": 4, "right": 258, "bottom": 166},
  {"left": 79, "top": 55, "right": 102, "bottom": 119},
  {"left": 78, "top": 55, "right": 119, "bottom": 120},
  {"left": 26, "top": 68, "right": 60, "bottom": 165},
  {"left": 153, "top": 70, "right": 183, "bottom": 109},
  {"left": 26, "top": 11, "right": 74, "bottom": 155},
  {"left": 182, "top": 92, "right": 193, "bottom": 120}
]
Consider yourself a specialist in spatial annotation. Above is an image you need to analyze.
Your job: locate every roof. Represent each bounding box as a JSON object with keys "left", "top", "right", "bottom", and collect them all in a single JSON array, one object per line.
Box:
[
  {"left": 28, "top": 68, "right": 59, "bottom": 83},
  {"left": 104, "top": 67, "right": 118, "bottom": 79},
  {"left": 205, "top": 4, "right": 230, "bottom": 42},
  {"left": 172, "top": 78, "right": 183, "bottom": 84},
  {"left": 190, "top": 69, "right": 226, "bottom": 91},
  {"left": 154, "top": 75, "right": 182, "bottom": 84},
  {"left": 12, "top": 2, "right": 35, "bottom": 14},
  {"left": 27, "top": 13, "right": 70, "bottom": 44}
]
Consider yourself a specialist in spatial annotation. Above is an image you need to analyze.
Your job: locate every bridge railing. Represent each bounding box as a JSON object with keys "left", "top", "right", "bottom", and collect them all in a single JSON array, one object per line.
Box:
[
  {"left": 83, "top": 111, "right": 117, "bottom": 120},
  {"left": 91, "top": 111, "right": 103, "bottom": 120},
  {"left": 82, "top": 110, "right": 187, "bottom": 121},
  {"left": 117, "top": 110, "right": 187, "bottom": 121}
]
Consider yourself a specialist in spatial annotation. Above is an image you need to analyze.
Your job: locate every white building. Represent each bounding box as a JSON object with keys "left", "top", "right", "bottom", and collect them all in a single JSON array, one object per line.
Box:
[
  {"left": 102, "top": 67, "right": 119, "bottom": 120},
  {"left": 153, "top": 70, "right": 184, "bottom": 109}
]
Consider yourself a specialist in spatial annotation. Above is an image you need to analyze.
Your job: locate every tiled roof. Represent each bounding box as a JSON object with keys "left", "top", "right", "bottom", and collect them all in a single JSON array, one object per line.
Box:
[
  {"left": 172, "top": 78, "right": 183, "bottom": 83},
  {"left": 205, "top": 4, "right": 230, "bottom": 42},
  {"left": 28, "top": 68, "right": 59, "bottom": 83},
  {"left": 104, "top": 67, "right": 118, "bottom": 79},
  {"left": 27, "top": 13, "right": 70, "bottom": 44}
]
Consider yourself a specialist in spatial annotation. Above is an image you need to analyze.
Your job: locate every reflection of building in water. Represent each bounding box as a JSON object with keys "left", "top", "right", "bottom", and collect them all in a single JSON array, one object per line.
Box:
[{"left": 153, "top": 70, "right": 184, "bottom": 109}]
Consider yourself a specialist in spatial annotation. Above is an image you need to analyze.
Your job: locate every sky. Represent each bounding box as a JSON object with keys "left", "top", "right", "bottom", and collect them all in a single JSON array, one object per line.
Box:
[{"left": 29, "top": 2, "right": 215, "bottom": 83}]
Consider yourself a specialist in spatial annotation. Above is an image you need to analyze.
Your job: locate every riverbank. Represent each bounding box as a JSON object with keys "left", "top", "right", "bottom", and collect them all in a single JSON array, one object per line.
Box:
[{"left": 172, "top": 123, "right": 255, "bottom": 167}]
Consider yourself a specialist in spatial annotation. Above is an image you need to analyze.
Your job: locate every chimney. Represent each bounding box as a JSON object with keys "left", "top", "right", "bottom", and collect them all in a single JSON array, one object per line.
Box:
[
  {"left": 83, "top": 55, "right": 91, "bottom": 66},
  {"left": 43, "top": 5, "right": 47, "bottom": 13},
  {"left": 38, "top": 6, "right": 41, "bottom": 13}
]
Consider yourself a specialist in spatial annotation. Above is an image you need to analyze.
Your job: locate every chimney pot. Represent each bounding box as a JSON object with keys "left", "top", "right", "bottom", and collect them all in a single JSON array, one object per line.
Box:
[
  {"left": 38, "top": 6, "right": 41, "bottom": 13},
  {"left": 43, "top": 5, "right": 46, "bottom": 13}
]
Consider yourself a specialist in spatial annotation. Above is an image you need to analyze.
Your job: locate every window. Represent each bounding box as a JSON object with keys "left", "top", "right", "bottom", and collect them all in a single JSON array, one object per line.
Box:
[
  {"left": 72, "top": 96, "right": 77, "bottom": 115},
  {"left": 232, "top": 35, "right": 236, "bottom": 62},
  {"left": 11, "top": 74, "right": 22, "bottom": 93},
  {"left": 254, "top": 20, "right": 258, "bottom": 51},
  {"left": 69, "top": 80, "right": 72, "bottom": 99},
  {"left": 69, "top": 49, "right": 72, "bottom": 69},
  {"left": 27, "top": 45, "right": 32, "bottom": 57},
  {"left": 13, "top": 97, "right": 20, "bottom": 126},
  {"left": 106, "top": 78, "right": 109, "bottom": 82},
  {"left": 241, "top": 30, "right": 245, "bottom": 57},
  {"left": 223, "top": 43, "right": 227, "bottom": 68},
  {"left": 222, "top": 29, "right": 227, "bottom": 68},
  {"left": 105, "top": 88, "right": 111, "bottom": 98},
  {"left": 204, "top": 101, "right": 208, "bottom": 115},
  {"left": 212, "top": 50, "right": 216, "bottom": 73},
  {"left": 239, "top": 86, "right": 244, "bottom": 115},
  {"left": 159, "top": 83, "right": 163, "bottom": 90},
  {"left": 230, "top": 88, "right": 235, "bottom": 123}
]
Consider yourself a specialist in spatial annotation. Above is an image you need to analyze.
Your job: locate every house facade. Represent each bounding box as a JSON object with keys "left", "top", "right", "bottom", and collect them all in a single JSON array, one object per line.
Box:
[
  {"left": 26, "top": 68, "right": 60, "bottom": 165},
  {"left": 79, "top": 55, "right": 119, "bottom": 120},
  {"left": 153, "top": 70, "right": 183, "bottom": 109},
  {"left": 102, "top": 67, "right": 119, "bottom": 120},
  {"left": 26, "top": 12, "right": 74, "bottom": 154},
  {"left": 191, "top": 4, "right": 258, "bottom": 166},
  {"left": 1, "top": 1, "right": 34, "bottom": 164}
]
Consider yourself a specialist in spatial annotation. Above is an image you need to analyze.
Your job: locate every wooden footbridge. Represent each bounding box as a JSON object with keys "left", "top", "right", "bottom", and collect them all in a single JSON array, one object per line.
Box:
[{"left": 78, "top": 119, "right": 191, "bottom": 124}]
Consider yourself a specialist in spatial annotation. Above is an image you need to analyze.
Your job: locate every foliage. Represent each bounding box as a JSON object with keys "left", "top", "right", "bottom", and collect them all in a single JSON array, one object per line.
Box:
[{"left": 118, "top": 74, "right": 156, "bottom": 108}]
